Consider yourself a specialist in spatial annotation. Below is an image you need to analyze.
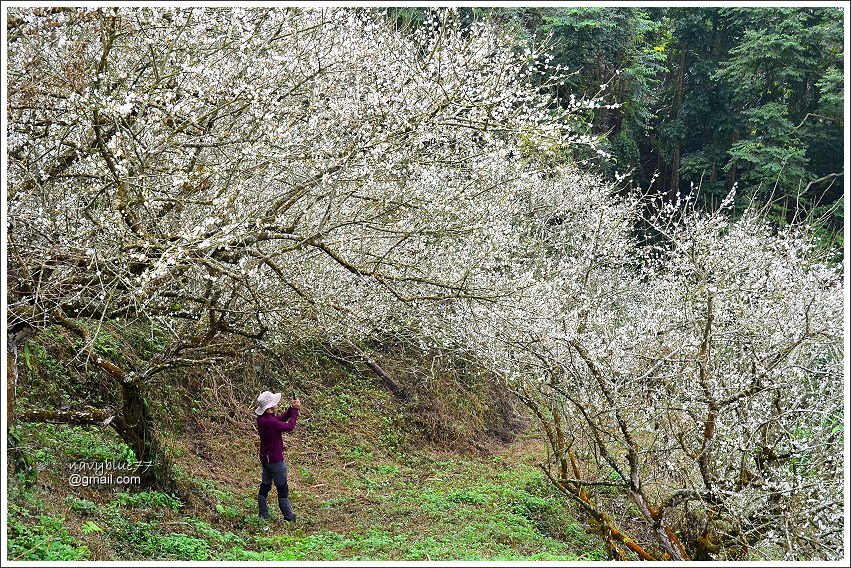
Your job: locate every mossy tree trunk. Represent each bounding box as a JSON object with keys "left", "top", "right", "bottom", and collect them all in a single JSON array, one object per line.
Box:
[
  {"left": 112, "top": 380, "right": 178, "bottom": 494},
  {"left": 16, "top": 313, "right": 182, "bottom": 495}
]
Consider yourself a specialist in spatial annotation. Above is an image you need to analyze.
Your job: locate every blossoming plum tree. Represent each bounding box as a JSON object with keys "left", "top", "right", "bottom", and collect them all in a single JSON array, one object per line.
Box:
[
  {"left": 457, "top": 189, "right": 843, "bottom": 560},
  {"left": 6, "top": 7, "right": 593, "bottom": 487}
]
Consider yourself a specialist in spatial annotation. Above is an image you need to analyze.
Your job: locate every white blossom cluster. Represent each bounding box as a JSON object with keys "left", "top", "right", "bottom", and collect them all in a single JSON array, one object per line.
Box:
[
  {"left": 455, "top": 190, "right": 843, "bottom": 559},
  {"left": 7, "top": 8, "right": 584, "bottom": 338}
]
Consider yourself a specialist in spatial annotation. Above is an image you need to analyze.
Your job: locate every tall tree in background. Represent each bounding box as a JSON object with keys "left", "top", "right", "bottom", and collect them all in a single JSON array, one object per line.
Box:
[
  {"left": 711, "top": 8, "right": 844, "bottom": 225},
  {"left": 507, "top": 7, "right": 844, "bottom": 238},
  {"left": 644, "top": 8, "right": 843, "bottom": 234}
]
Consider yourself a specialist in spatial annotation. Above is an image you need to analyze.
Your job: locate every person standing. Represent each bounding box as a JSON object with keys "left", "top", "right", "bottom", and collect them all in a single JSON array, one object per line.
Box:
[{"left": 254, "top": 390, "right": 301, "bottom": 522}]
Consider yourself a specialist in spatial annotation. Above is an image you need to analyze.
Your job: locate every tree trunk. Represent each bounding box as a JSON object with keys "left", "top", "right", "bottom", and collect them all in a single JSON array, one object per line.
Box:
[
  {"left": 726, "top": 159, "right": 738, "bottom": 194},
  {"left": 15, "top": 317, "right": 180, "bottom": 494},
  {"left": 669, "top": 45, "right": 688, "bottom": 199},
  {"left": 710, "top": 131, "right": 719, "bottom": 186},
  {"left": 18, "top": 407, "right": 114, "bottom": 425},
  {"left": 16, "top": 384, "right": 178, "bottom": 493},
  {"left": 112, "top": 380, "right": 178, "bottom": 493},
  {"left": 670, "top": 144, "right": 682, "bottom": 198},
  {"left": 7, "top": 327, "right": 34, "bottom": 426},
  {"left": 330, "top": 342, "right": 408, "bottom": 399}
]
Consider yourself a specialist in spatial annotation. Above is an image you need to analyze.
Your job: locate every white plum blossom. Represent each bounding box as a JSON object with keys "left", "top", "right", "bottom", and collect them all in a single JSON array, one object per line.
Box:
[{"left": 452, "top": 189, "right": 843, "bottom": 560}]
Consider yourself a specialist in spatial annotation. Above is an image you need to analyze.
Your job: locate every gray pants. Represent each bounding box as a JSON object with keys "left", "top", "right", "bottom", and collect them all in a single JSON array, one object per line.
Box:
[{"left": 258, "top": 460, "right": 296, "bottom": 521}]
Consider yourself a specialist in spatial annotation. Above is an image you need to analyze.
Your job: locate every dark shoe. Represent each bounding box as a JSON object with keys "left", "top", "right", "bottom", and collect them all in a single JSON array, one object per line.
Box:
[{"left": 278, "top": 497, "right": 297, "bottom": 522}]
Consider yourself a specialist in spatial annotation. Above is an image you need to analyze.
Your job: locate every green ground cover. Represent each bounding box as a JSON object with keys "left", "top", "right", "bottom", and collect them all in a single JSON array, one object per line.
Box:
[{"left": 7, "top": 422, "right": 604, "bottom": 561}]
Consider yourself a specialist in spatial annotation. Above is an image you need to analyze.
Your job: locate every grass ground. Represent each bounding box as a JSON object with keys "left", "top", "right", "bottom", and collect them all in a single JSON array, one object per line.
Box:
[
  {"left": 8, "top": 333, "right": 606, "bottom": 561},
  {"left": 7, "top": 422, "right": 605, "bottom": 561}
]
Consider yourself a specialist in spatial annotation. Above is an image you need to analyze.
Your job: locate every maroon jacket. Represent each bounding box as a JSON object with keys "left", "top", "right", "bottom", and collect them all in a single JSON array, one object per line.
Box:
[{"left": 257, "top": 407, "right": 299, "bottom": 465}]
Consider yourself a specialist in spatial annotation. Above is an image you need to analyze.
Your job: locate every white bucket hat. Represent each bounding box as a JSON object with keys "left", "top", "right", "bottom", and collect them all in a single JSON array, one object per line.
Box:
[{"left": 254, "top": 390, "right": 282, "bottom": 416}]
